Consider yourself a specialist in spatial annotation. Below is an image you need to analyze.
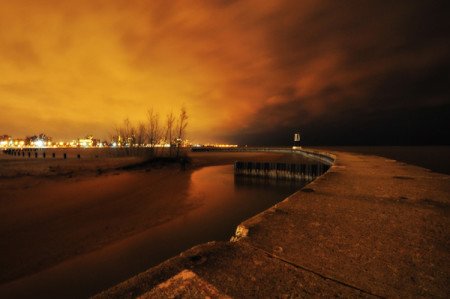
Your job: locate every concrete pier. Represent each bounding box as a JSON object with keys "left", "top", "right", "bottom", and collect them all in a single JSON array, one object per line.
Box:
[{"left": 95, "top": 150, "right": 450, "bottom": 298}]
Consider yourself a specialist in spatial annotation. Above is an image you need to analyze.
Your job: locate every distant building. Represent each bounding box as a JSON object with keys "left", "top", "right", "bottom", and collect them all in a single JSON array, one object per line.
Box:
[
  {"left": 0, "top": 135, "right": 11, "bottom": 148},
  {"left": 78, "top": 135, "right": 94, "bottom": 147}
]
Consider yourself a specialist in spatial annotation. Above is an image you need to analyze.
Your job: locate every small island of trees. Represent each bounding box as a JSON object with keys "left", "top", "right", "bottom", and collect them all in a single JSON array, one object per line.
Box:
[{"left": 111, "top": 106, "right": 189, "bottom": 159}]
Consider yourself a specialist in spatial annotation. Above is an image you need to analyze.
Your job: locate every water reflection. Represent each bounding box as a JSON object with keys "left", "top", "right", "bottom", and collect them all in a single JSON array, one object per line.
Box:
[
  {"left": 186, "top": 165, "right": 304, "bottom": 239},
  {"left": 234, "top": 174, "right": 308, "bottom": 188}
]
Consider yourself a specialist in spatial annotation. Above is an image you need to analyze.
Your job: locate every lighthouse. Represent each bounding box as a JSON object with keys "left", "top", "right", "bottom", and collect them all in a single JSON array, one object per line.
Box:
[{"left": 293, "top": 133, "right": 301, "bottom": 149}]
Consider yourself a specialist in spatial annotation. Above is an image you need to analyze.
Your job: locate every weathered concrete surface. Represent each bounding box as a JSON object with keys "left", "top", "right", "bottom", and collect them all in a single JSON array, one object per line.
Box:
[
  {"left": 137, "top": 270, "right": 231, "bottom": 299},
  {"left": 95, "top": 242, "right": 372, "bottom": 298},
  {"left": 94, "top": 150, "right": 450, "bottom": 298}
]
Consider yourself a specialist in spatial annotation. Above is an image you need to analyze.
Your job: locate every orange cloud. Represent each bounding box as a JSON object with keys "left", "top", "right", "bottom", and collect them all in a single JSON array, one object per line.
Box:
[{"left": 0, "top": 0, "right": 448, "bottom": 145}]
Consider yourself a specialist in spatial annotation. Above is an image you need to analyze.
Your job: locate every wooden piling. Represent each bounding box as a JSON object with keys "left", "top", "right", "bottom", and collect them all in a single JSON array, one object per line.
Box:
[{"left": 234, "top": 161, "right": 330, "bottom": 181}]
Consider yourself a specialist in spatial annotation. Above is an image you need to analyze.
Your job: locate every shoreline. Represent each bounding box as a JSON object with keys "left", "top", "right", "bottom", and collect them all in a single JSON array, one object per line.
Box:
[{"left": 95, "top": 148, "right": 449, "bottom": 298}]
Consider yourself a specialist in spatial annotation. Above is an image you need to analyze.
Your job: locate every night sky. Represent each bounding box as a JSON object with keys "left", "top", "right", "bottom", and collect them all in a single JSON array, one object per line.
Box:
[{"left": 0, "top": 0, "right": 449, "bottom": 145}]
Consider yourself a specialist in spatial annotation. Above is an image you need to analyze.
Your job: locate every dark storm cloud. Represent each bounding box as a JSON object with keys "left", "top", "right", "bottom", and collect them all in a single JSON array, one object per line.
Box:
[
  {"left": 227, "top": 0, "right": 449, "bottom": 145},
  {"left": 1, "top": 0, "right": 448, "bottom": 143}
]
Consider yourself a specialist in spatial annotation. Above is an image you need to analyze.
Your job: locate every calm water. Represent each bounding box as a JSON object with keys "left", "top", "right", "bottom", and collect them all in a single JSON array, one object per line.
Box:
[
  {"left": 317, "top": 146, "right": 450, "bottom": 175},
  {"left": 0, "top": 165, "right": 305, "bottom": 298}
]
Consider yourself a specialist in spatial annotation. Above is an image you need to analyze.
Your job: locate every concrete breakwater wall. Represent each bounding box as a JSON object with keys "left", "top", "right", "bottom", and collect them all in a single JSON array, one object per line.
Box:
[
  {"left": 234, "top": 161, "right": 330, "bottom": 181},
  {"left": 192, "top": 147, "right": 335, "bottom": 167},
  {"left": 294, "top": 149, "right": 334, "bottom": 166}
]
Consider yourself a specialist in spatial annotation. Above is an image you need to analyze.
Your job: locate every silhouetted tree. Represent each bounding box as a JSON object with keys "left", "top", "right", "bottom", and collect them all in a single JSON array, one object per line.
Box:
[
  {"left": 165, "top": 111, "right": 175, "bottom": 157},
  {"left": 147, "top": 108, "right": 161, "bottom": 156},
  {"left": 176, "top": 106, "right": 188, "bottom": 158},
  {"left": 115, "top": 118, "right": 136, "bottom": 155},
  {"left": 136, "top": 121, "right": 146, "bottom": 149},
  {"left": 111, "top": 105, "right": 188, "bottom": 158}
]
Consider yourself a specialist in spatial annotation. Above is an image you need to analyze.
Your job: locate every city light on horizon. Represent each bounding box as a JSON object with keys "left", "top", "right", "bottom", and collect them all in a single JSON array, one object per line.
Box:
[{"left": 0, "top": 133, "right": 239, "bottom": 150}]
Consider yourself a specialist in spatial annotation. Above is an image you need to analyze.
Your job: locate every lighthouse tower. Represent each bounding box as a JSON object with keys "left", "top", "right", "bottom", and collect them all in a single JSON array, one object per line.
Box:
[{"left": 293, "top": 133, "right": 301, "bottom": 149}]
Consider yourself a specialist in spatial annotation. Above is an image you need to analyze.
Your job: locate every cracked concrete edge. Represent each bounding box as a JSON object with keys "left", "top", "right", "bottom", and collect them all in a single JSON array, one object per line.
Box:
[
  {"left": 137, "top": 269, "right": 232, "bottom": 299},
  {"left": 92, "top": 241, "right": 223, "bottom": 299}
]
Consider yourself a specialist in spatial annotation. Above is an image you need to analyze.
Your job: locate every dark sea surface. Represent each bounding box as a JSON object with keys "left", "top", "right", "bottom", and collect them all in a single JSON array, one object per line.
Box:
[{"left": 317, "top": 146, "right": 450, "bottom": 175}]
